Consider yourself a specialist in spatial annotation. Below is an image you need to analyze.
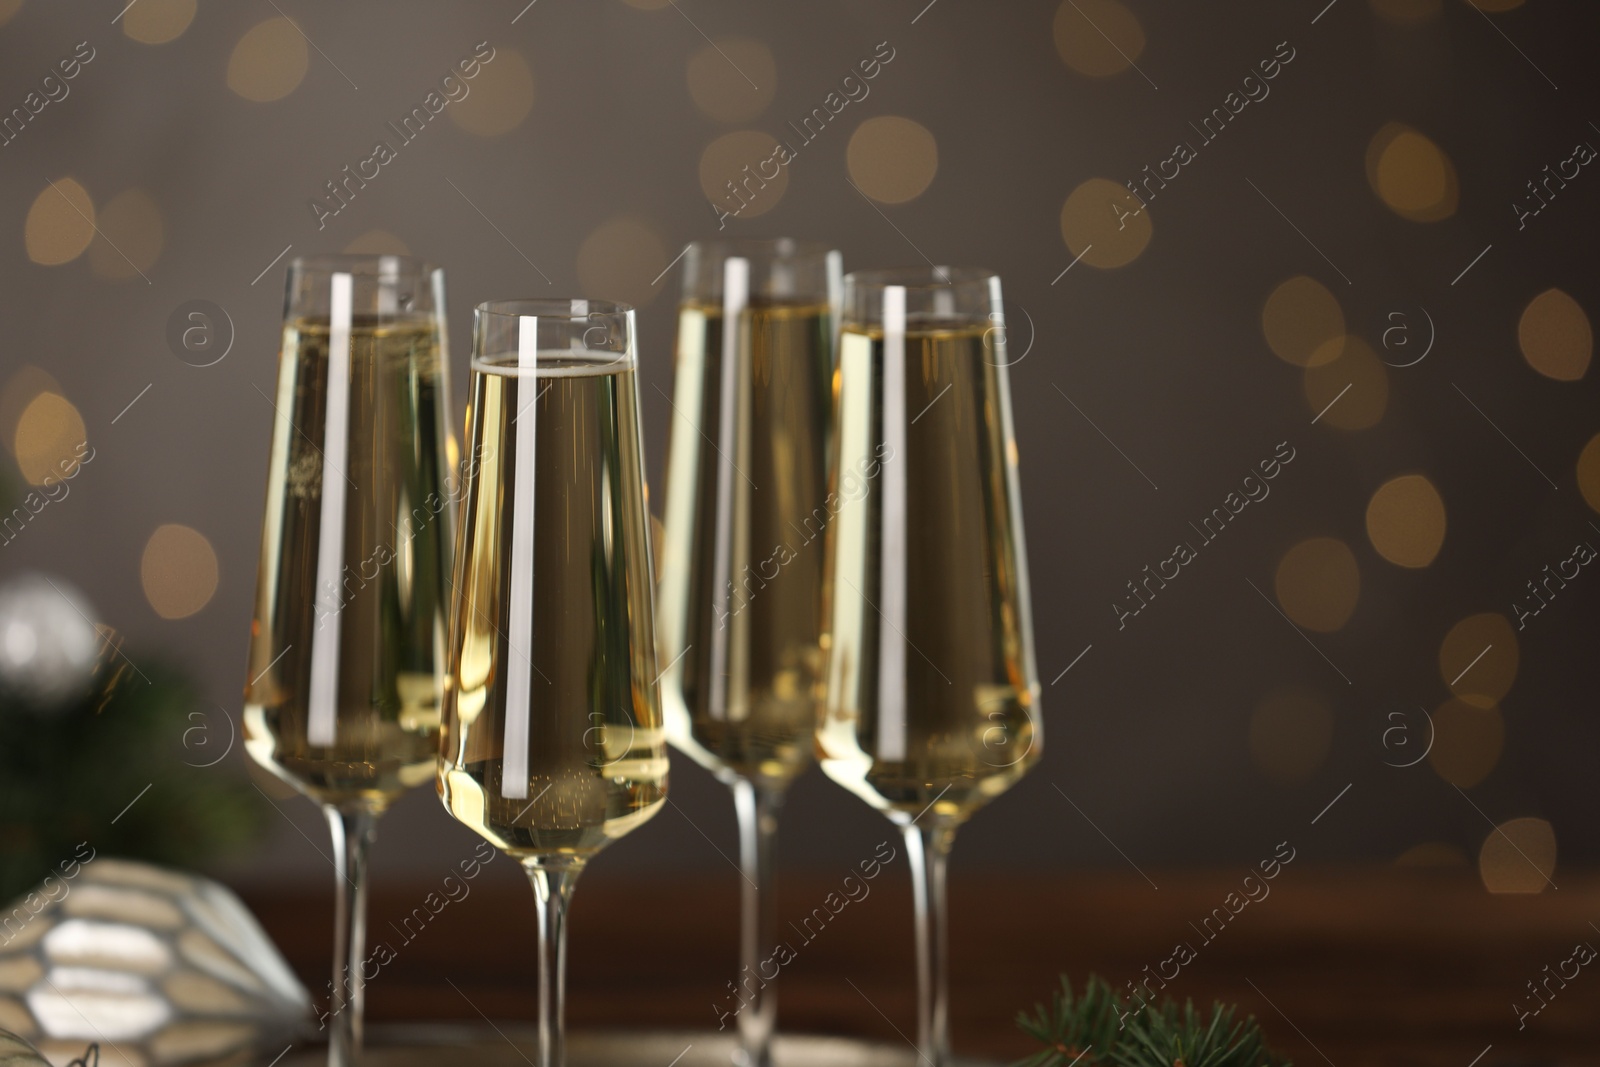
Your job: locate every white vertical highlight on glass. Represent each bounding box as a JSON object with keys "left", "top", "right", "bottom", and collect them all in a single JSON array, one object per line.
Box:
[
  {"left": 501, "top": 315, "right": 540, "bottom": 800},
  {"left": 707, "top": 256, "right": 748, "bottom": 722},
  {"left": 307, "top": 272, "right": 354, "bottom": 747},
  {"left": 876, "top": 285, "right": 908, "bottom": 762}
]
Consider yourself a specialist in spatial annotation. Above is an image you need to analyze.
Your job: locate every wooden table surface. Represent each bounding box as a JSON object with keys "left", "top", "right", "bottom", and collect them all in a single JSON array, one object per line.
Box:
[{"left": 241, "top": 867, "right": 1600, "bottom": 1067}]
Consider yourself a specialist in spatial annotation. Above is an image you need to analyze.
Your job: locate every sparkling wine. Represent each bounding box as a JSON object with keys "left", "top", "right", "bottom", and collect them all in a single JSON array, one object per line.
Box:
[
  {"left": 243, "top": 317, "right": 452, "bottom": 808},
  {"left": 818, "top": 323, "right": 1041, "bottom": 823},
  {"left": 658, "top": 300, "right": 834, "bottom": 785},
  {"left": 439, "top": 353, "right": 667, "bottom": 861}
]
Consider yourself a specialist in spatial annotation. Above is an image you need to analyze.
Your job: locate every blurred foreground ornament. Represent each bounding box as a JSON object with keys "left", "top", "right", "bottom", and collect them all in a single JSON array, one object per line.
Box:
[
  {"left": 0, "top": 859, "right": 309, "bottom": 1066},
  {"left": 0, "top": 1029, "right": 50, "bottom": 1066},
  {"left": 0, "top": 572, "right": 100, "bottom": 709}
]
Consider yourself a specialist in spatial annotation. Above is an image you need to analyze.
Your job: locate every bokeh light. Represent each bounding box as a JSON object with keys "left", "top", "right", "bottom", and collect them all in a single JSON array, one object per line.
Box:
[
  {"left": 343, "top": 230, "right": 411, "bottom": 256},
  {"left": 227, "top": 18, "right": 309, "bottom": 102},
  {"left": 1428, "top": 698, "right": 1503, "bottom": 788},
  {"left": 24, "top": 179, "right": 95, "bottom": 266},
  {"left": 1365, "top": 474, "right": 1446, "bottom": 568},
  {"left": 450, "top": 47, "right": 535, "bottom": 136},
  {"left": 847, "top": 116, "right": 939, "bottom": 204},
  {"left": 13, "top": 392, "right": 87, "bottom": 486},
  {"left": 1275, "top": 537, "right": 1360, "bottom": 632},
  {"left": 576, "top": 216, "right": 667, "bottom": 310},
  {"left": 1518, "top": 288, "right": 1591, "bottom": 381},
  {"left": 1479, "top": 817, "right": 1555, "bottom": 894},
  {"left": 700, "top": 130, "right": 789, "bottom": 219},
  {"left": 1262, "top": 276, "right": 1344, "bottom": 367},
  {"left": 1248, "top": 686, "right": 1333, "bottom": 784},
  {"left": 0, "top": 366, "right": 62, "bottom": 457},
  {"left": 1053, "top": 0, "right": 1147, "bottom": 78},
  {"left": 1366, "top": 122, "right": 1458, "bottom": 222},
  {"left": 141, "top": 524, "right": 220, "bottom": 620},
  {"left": 123, "top": 0, "right": 196, "bottom": 45},
  {"left": 1060, "top": 178, "right": 1151, "bottom": 268},
  {"left": 1578, "top": 433, "right": 1600, "bottom": 514},
  {"left": 687, "top": 39, "right": 775, "bottom": 123},
  {"left": 1395, "top": 842, "right": 1467, "bottom": 868},
  {"left": 0, "top": 1, "right": 21, "bottom": 28},
  {"left": 1438, "top": 613, "right": 1518, "bottom": 709},
  {"left": 1304, "top": 335, "right": 1388, "bottom": 430},
  {"left": 88, "top": 189, "right": 165, "bottom": 279},
  {"left": 1368, "top": 0, "right": 1441, "bottom": 25}
]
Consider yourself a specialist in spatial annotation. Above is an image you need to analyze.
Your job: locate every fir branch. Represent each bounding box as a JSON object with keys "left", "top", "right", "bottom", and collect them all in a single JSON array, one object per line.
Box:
[{"left": 1015, "top": 976, "right": 1290, "bottom": 1067}]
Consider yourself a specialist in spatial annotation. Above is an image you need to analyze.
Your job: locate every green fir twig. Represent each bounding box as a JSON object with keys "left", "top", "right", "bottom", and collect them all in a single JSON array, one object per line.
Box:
[{"left": 1013, "top": 976, "right": 1291, "bottom": 1067}]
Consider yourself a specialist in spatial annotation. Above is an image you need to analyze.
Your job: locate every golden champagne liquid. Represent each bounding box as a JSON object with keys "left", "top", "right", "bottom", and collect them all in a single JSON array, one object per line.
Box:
[
  {"left": 439, "top": 354, "right": 667, "bottom": 861},
  {"left": 658, "top": 301, "right": 833, "bottom": 785},
  {"left": 243, "top": 318, "right": 452, "bottom": 809},
  {"left": 818, "top": 324, "right": 1041, "bottom": 824}
]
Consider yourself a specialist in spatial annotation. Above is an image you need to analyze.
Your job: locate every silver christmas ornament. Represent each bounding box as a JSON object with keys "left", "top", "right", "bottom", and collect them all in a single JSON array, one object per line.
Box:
[{"left": 0, "top": 573, "right": 100, "bottom": 709}]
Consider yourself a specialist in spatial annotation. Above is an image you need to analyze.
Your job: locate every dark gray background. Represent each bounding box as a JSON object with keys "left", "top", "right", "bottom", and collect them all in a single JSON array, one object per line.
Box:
[{"left": 0, "top": 0, "right": 1595, "bottom": 895}]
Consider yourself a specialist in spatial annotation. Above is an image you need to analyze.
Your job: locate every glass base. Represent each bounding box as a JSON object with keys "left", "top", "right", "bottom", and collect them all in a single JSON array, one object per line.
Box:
[{"left": 277, "top": 1025, "right": 1002, "bottom": 1066}]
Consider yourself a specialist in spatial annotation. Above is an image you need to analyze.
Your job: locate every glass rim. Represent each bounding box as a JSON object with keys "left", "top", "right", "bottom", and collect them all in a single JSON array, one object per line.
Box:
[
  {"left": 475, "top": 298, "right": 635, "bottom": 322},
  {"left": 687, "top": 237, "right": 840, "bottom": 260},
  {"left": 843, "top": 266, "right": 998, "bottom": 290},
  {"left": 288, "top": 253, "right": 441, "bottom": 276}
]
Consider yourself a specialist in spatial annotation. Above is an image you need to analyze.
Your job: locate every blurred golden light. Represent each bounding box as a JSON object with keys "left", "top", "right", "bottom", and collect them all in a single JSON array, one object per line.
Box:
[
  {"left": 89, "top": 189, "right": 164, "bottom": 279},
  {"left": 576, "top": 216, "right": 667, "bottom": 310},
  {"left": 1438, "top": 613, "right": 1518, "bottom": 709},
  {"left": 1366, "top": 122, "right": 1458, "bottom": 222},
  {"left": 1262, "top": 276, "right": 1345, "bottom": 367},
  {"left": 1428, "top": 698, "right": 1503, "bottom": 788},
  {"left": 13, "top": 392, "right": 87, "bottom": 486},
  {"left": 1578, "top": 433, "right": 1600, "bottom": 514},
  {"left": 1518, "top": 288, "right": 1591, "bottom": 382},
  {"left": 1479, "top": 817, "right": 1555, "bottom": 894},
  {"left": 227, "top": 18, "right": 309, "bottom": 102},
  {"left": 1060, "top": 178, "right": 1151, "bottom": 269},
  {"left": 847, "top": 116, "right": 938, "bottom": 205},
  {"left": 0, "top": 1, "right": 21, "bottom": 28},
  {"left": 1395, "top": 842, "right": 1467, "bottom": 868},
  {"left": 123, "top": 0, "right": 196, "bottom": 44},
  {"left": 687, "top": 38, "right": 775, "bottom": 123},
  {"left": 1365, "top": 474, "right": 1446, "bottom": 568},
  {"left": 1466, "top": 0, "right": 1524, "bottom": 9},
  {"left": 699, "top": 130, "right": 789, "bottom": 219},
  {"left": 0, "top": 366, "right": 61, "bottom": 457},
  {"left": 1053, "top": 0, "right": 1147, "bottom": 78},
  {"left": 1275, "top": 537, "right": 1360, "bottom": 633},
  {"left": 24, "top": 179, "right": 96, "bottom": 266},
  {"left": 343, "top": 230, "right": 411, "bottom": 256},
  {"left": 450, "top": 47, "right": 535, "bottom": 136},
  {"left": 141, "top": 524, "right": 219, "bottom": 620},
  {"left": 1248, "top": 686, "right": 1333, "bottom": 784},
  {"left": 1304, "top": 335, "right": 1388, "bottom": 430},
  {"left": 1368, "top": 0, "right": 1441, "bottom": 24}
]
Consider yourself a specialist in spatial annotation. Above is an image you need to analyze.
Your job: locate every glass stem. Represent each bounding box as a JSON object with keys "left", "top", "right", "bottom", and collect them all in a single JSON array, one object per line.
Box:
[
  {"left": 526, "top": 861, "right": 584, "bottom": 1067},
  {"left": 325, "top": 804, "right": 378, "bottom": 1067},
  {"left": 905, "top": 821, "right": 955, "bottom": 1067},
  {"left": 731, "top": 777, "right": 785, "bottom": 1067}
]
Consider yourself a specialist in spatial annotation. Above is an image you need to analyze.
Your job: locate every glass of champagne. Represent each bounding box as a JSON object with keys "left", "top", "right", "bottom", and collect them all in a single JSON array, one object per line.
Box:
[
  {"left": 657, "top": 238, "right": 841, "bottom": 1067},
  {"left": 818, "top": 268, "right": 1042, "bottom": 1066},
  {"left": 242, "top": 255, "right": 454, "bottom": 1066},
  {"left": 438, "top": 300, "right": 668, "bottom": 1067}
]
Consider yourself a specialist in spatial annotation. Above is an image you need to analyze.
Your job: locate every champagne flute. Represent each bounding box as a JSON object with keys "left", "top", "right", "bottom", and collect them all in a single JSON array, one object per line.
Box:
[
  {"left": 438, "top": 300, "right": 668, "bottom": 1067},
  {"left": 242, "top": 255, "right": 454, "bottom": 1066},
  {"left": 817, "top": 268, "right": 1042, "bottom": 1066},
  {"left": 656, "top": 238, "right": 841, "bottom": 1067}
]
